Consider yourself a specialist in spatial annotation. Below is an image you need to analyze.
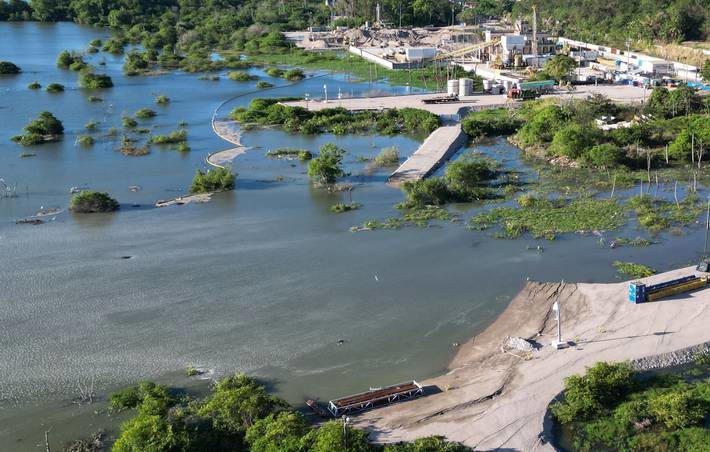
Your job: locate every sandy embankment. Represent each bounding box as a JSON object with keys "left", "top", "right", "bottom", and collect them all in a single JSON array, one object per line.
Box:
[
  {"left": 208, "top": 120, "right": 249, "bottom": 168},
  {"left": 354, "top": 267, "right": 710, "bottom": 451}
]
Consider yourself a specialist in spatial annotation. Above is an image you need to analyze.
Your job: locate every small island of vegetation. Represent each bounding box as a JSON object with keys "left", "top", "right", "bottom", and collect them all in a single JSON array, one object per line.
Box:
[
  {"left": 308, "top": 144, "right": 346, "bottom": 185},
  {"left": 190, "top": 166, "right": 235, "bottom": 193},
  {"left": 70, "top": 191, "right": 119, "bottom": 213},
  {"left": 79, "top": 72, "right": 113, "bottom": 88},
  {"left": 0, "top": 60, "right": 21, "bottom": 74},
  {"left": 46, "top": 83, "right": 64, "bottom": 93},
  {"left": 11, "top": 111, "right": 64, "bottom": 146}
]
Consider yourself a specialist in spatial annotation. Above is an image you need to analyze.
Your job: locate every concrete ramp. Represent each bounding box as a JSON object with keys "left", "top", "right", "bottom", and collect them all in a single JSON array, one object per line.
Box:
[{"left": 388, "top": 125, "right": 467, "bottom": 184}]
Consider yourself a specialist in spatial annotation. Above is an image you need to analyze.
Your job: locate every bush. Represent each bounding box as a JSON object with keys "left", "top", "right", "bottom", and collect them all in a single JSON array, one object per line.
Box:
[
  {"left": 176, "top": 143, "right": 190, "bottom": 152},
  {"left": 548, "top": 123, "right": 599, "bottom": 159},
  {"left": 462, "top": 108, "right": 523, "bottom": 138},
  {"left": 552, "top": 362, "right": 635, "bottom": 424},
  {"left": 401, "top": 177, "right": 452, "bottom": 207},
  {"left": 123, "top": 50, "right": 149, "bottom": 75},
  {"left": 88, "top": 96, "right": 102, "bottom": 102},
  {"left": 516, "top": 105, "right": 569, "bottom": 147},
  {"left": 71, "top": 191, "right": 119, "bottom": 213},
  {"left": 110, "top": 382, "right": 173, "bottom": 412},
  {"left": 331, "top": 203, "right": 362, "bottom": 213},
  {"left": 46, "top": 83, "right": 65, "bottom": 93},
  {"left": 245, "top": 412, "right": 310, "bottom": 452},
  {"left": 19, "top": 134, "right": 45, "bottom": 146},
  {"left": 17, "top": 112, "right": 64, "bottom": 145},
  {"left": 373, "top": 146, "right": 400, "bottom": 167},
  {"left": 56, "top": 50, "right": 82, "bottom": 69},
  {"left": 583, "top": 143, "right": 624, "bottom": 168},
  {"left": 0, "top": 61, "right": 21, "bottom": 74},
  {"left": 149, "top": 129, "right": 187, "bottom": 144},
  {"left": 27, "top": 81, "right": 41, "bottom": 89},
  {"left": 135, "top": 108, "right": 156, "bottom": 119},
  {"left": 79, "top": 72, "right": 113, "bottom": 89},
  {"left": 228, "top": 71, "right": 258, "bottom": 81},
  {"left": 284, "top": 69, "right": 305, "bottom": 81},
  {"left": 301, "top": 420, "right": 373, "bottom": 452},
  {"left": 308, "top": 144, "right": 346, "bottom": 184},
  {"left": 77, "top": 135, "right": 95, "bottom": 146},
  {"left": 155, "top": 95, "right": 170, "bottom": 104},
  {"left": 190, "top": 166, "right": 235, "bottom": 193},
  {"left": 256, "top": 81, "right": 274, "bottom": 89},
  {"left": 266, "top": 148, "right": 312, "bottom": 160},
  {"left": 265, "top": 67, "right": 284, "bottom": 78}
]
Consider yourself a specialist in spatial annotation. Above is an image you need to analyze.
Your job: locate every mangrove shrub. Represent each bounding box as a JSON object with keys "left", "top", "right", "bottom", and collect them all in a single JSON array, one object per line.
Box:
[
  {"left": 308, "top": 144, "right": 346, "bottom": 185},
  {"left": 0, "top": 60, "right": 21, "bottom": 74},
  {"left": 190, "top": 167, "right": 235, "bottom": 193},
  {"left": 79, "top": 72, "right": 113, "bottom": 88},
  {"left": 71, "top": 191, "right": 119, "bottom": 213}
]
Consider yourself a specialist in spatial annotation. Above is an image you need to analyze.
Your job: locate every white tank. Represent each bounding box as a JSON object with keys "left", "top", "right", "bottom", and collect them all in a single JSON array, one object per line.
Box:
[
  {"left": 447, "top": 79, "right": 459, "bottom": 96},
  {"left": 458, "top": 78, "right": 473, "bottom": 96},
  {"left": 482, "top": 79, "right": 491, "bottom": 92}
]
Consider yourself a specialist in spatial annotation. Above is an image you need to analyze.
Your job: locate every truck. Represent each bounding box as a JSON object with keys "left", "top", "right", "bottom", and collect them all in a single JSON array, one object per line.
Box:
[{"left": 507, "top": 88, "right": 540, "bottom": 100}]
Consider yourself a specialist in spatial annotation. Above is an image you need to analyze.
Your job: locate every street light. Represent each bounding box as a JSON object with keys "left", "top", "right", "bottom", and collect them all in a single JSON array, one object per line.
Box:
[{"left": 552, "top": 301, "right": 569, "bottom": 349}]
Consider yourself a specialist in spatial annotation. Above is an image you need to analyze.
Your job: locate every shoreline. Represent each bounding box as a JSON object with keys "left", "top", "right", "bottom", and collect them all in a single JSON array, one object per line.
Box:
[{"left": 353, "top": 266, "right": 710, "bottom": 450}]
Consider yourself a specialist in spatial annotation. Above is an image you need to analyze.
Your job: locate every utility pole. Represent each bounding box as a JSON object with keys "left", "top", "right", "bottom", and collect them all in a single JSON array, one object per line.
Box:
[{"left": 531, "top": 5, "right": 538, "bottom": 59}]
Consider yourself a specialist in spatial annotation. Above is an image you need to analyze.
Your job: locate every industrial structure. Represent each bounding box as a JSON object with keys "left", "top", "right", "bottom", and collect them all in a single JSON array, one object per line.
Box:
[{"left": 629, "top": 275, "right": 708, "bottom": 303}]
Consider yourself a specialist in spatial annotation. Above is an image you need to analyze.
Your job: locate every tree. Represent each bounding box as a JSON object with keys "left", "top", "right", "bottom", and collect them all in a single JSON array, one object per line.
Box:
[
  {"left": 71, "top": 191, "right": 120, "bottom": 213},
  {"left": 584, "top": 143, "right": 625, "bottom": 168},
  {"left": 648, "top": 387, "right": 705, "bottom": 430},
  {"left": 79, "top": 72, "right": 113, "bottom": 88},
  {"left": 543, "top": 55, "right": 576, "bottom": 82},
  {"left": 301, "top": 420, "right": 373, "bottom": 452},
  {"left": 308, "top": 144, "right": 346, "bottom": 185},
  {"left": 644, "top": 86, "right": 672, "bottom": 118},
  {"left": 245, "top": 411, "right": 310, "bottom": 452},
  {"left": 384, "top": 435, "right": 472, "bottom": 451},
  {"left": 702, "top": 60, "right": 710, "bottom": 82},
  {"left": 23, "top": 111, "right": 64, "bottom": 137},
  {"left": 0, "top": 61, "right": 21, "bottom": 74},
  {"left": 548, "top": 123, "right": 599, "bottom": 159}
]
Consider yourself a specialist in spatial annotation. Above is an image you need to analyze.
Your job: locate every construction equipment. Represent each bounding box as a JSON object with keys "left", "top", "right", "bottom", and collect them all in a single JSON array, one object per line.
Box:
[
  {"left": 629, "top": 275, "right": 708, "bottom": 303},
  {"left": 432, "top": 39, "right": 501, "bottom": 62},
  {"left": 507, "top": 87, "right": 540, "bottom": 100}
]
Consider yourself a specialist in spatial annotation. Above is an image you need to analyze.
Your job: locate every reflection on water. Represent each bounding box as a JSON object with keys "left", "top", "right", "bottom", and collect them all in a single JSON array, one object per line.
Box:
[{"left": 0, "top": 21, "right": 707, "bottom": 450}]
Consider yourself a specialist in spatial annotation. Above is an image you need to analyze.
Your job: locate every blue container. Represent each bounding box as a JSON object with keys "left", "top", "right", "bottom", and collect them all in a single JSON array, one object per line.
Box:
[{"left": 629, "top": 282, "right": 647, "bottom": 303}]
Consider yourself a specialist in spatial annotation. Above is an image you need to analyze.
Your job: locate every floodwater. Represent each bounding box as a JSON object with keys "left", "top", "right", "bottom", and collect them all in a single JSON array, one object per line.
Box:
[{"left": 0, "top": 22, "right": 708, "bottom": 449}]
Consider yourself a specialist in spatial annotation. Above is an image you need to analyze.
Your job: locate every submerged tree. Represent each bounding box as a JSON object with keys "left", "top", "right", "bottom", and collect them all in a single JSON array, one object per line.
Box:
[{"left": 308, "top": 144, "right": 346, "bottom": 185}]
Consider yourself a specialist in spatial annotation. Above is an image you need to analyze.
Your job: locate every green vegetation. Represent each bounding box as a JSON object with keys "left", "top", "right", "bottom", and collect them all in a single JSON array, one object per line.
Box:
[
  {"left": 284, "top": 68, "right": 305, "bottom": 81},
  {"left": 308, "top": 144, "right": 346, "bottom": 185},
  {"left": 70, "top": 191, "right": 119, "bottom": 213},
  {"left": 0, "top": 60, "right": 21, "bottom": 74},
  {"left": 155, "top": 95, "right": 170, "bottom": 104},
  {"left": 541, "top": 54, "right": 577, "bottom": 82},
  {"left": 400, "top": 154, "right": 498, "bottom": 209},
  {"left": 105, "top": 372, "right": 470, "bottom": 452},
  {"left": 198, "top": 74, "right": 220, "bottom": 81},
  {"left": 351, "top": 206, "right": 453, "bottom": 232},
  {"left": 191, "top": 166, "right": 235, "bottom": 193},
  {"left": 266, "top": 148, "right": 312, "bottom": 160},
  {"left": 331, "top": 203, "right": 362, "bottom": 213},
  {"left": 613, "top": 261, "right": 656, "bottom": 279},
  {"left": 56, "top": 50, "right": 84, "bottom": 69},
  {"left": 231, "top": 98, "right": 439, "bottom": 136},
  {"left": 462, "top": 108, "right": 524, "bottom": 139},
  {"left": 79, "top": 72, "right": 113, "bottom": 88},
  {"left": 13, "top": 111, "right": 64, "bottom": 146},
  {"left": 702, "top": 60, "right": 710, "bottom": 82},
  {"left": 373, "top": 146, "right": 399, "bottom": 167},
  {"left": 135, "top": 108, "right": 156, "bottom": 119},
  {"left": 228, "top": 71, "right": 258, "bottom": 81},
  {"left": 123, "top": 49, "right": 151, "bottom": 75},
  {"left": 176, "top": 143, "right": 190, "bottom": 152},
  {"left": 87, "top": 95, "right": 102, "bottom": 102},
  {"left": 149, "top": 129, "right": 187, "bottom": 144},
  {"left": 186, "top": 367, "right": 199, "bottom": 377},
  {"left": 46, "top": 83, "right": 64, "bottom": 93},
  {"left": 256, "top": 81, "right": 274, "bottom": 89},
  {"left": 85, "top": 119, "right": 97, "bottom": 130},
  {"left": 628, "top": 195, "right": 704, "bottom": 233},
  {"left": 552, "top": 361, "right": 710, "bottom": 451},
  {"left": 77, "top": 135, "right": 95, "bottom": 146},
  {"left": 265, "top": 67, "right": 284, "bottom": 78},
  {"left": 27, "top": 81, "right": 41, "bottom": 89},
  {"left": 469, "top": 197, "right": 625, "bottom": 240},
  {"left": 122, "top": 116, "right": 137, "bottom": 129}
]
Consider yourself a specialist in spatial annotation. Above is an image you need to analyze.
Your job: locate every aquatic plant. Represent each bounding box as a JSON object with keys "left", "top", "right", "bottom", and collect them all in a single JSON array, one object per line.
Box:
[
  {"left": 155, "top": 95, "right": 170, "bottom": 104},
  {"left": 628, "top": 195, "right": 704, "bottom": 233},
  {"left": 331, "top": 203, "right": 362, "bottom": 213},
  {"left": 228, "top": 71, "right": 257, "bottom": 81},
  {"left": 85, "top": 119, "right": 97, "bottom": 130},
  {"left": 373, "top": 146, "right": 399, "bottom": 167},
  {"left": 149, "top": 130, "right": 187, "bottom": 144},
  {"left": 469, "top": 197, "right": 625, "bottom": 240},
  {"left": 135, "top": 108, "right": 156, "bottom": 119},
  {"left": 256, "top": 81, "right": 274, "bottom": 89},
  {"left": 122, "top": 116, "right": 137, "bottom": 129},
  {"left": 613, "top": 261, "right": 656, "bottom": 279},
  {"left": 190, "top": 166, "right": 235, "bottom": 193},
  {"left": 77, "top": 135, "right": 95, "bottom": 146},
  {"left": 265, "top": 67, "right": 284, "bottom": 78},
  {"left": 27, "top": 81, "right": 41, "bottom": 89},
  {"left": 71, "top": 191, "right": 119, "bottom": 213},
  {"left": 87, "top": 96, "right": 102, "bottom": 102},
  {"left": 284, "top": 68, "right": 305, "bottom": 81},
  {"left": 46, "top": 83, "right": 64, "bottom": 93},
  {"left": 266, "top": 148, "right": 312, "bottom": 161},
  {"left": 56, "top": 50, "right": 83, "bottom": 69}
]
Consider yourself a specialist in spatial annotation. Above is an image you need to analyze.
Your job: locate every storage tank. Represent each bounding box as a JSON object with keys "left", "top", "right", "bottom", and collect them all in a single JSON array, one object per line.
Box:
[
  {"left": 447, "top": 79, "right": 459, "bottom": 96},
  {"left": 482, "top": 79, "right": 491, "bottom": 93},
  {"left": 458, "top": 78, "right": 473, "bottom": 96},
  {"left": 405, "top": 47, "right": 437, "bottom": 62}
]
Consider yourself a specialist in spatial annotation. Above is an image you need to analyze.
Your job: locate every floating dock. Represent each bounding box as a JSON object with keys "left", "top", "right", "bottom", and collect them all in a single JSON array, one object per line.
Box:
[
  {"left": 388, "top": 124, "right": 467, "bottom": 184},
  {"left": 328, "top": 380, "right": 423, "bottom": 417},
  {"left": 629, "top": 275, "right": 708, "bottom": 303}
]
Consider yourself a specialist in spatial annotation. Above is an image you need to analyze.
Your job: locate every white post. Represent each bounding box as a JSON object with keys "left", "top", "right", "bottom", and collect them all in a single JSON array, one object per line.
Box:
[
  {"left": 323, "top": 84, "right": 328, "bottom": 103},
  {"left": 553, "top": 301, "right": 561, "bottom": 343}
]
